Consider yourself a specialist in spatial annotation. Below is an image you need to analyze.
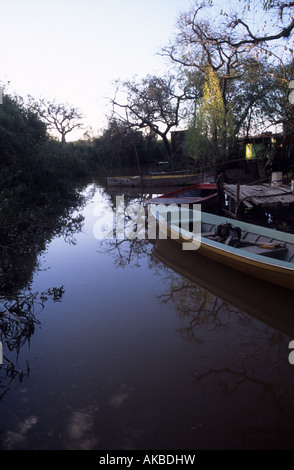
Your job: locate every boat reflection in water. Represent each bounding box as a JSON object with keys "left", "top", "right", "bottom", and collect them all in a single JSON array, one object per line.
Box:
[
  {"left": 152, "top": 237, "right": 294, "bottom": 448},
  {"left": 153, "top": 237, "right": 294, "bottom": 338}
]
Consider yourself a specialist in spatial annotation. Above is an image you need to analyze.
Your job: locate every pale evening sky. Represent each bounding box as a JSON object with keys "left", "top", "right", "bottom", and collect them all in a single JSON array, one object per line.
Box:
[{"left": 0, "top": 0, "right": 194, "bottom": 139}]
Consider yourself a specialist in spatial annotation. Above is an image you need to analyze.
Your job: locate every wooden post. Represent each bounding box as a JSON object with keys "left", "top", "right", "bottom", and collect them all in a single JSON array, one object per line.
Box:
[
  {"left": 217, "top": 173, "right": 224, "bottom": 211},
  {"left": 236, "top": 183, "right": 240, "bottom": 204},
  {"left": 235, "top": 183, "right": 240, "bottom": 219}
]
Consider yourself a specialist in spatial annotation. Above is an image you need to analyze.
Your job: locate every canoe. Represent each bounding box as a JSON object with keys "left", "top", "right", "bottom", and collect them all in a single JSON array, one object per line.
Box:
[
  {"left": 150, "top": 205, "right": 294, "bottom": 290},
  {"left": 106, "top": 173, "right": 206, "bottom": 187},
  {"left": 148, "top": 183, "right": 218, "bottom": 209}
]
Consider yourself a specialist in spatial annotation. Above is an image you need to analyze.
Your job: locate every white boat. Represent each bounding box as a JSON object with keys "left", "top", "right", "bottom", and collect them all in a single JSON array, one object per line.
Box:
[{"left": 151, "top": 205, "right": 294, "bottom": 290}]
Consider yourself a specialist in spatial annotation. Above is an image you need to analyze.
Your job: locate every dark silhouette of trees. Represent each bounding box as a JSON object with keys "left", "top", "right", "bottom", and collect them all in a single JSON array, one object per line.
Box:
[
  {"left": 111, "top": 74, "right": 187, "bottom": 161},
  {"left": 32, "top": 98, "right": 83, "bottom": 144}
]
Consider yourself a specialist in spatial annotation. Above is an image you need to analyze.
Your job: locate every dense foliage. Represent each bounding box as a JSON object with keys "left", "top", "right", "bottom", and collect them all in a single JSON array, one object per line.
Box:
[
  {"left": 0, "top": 93, "right": 164, "bottom": 207},
  {"left": 0, "top": 92, "right": 165, "bottom": 294}
]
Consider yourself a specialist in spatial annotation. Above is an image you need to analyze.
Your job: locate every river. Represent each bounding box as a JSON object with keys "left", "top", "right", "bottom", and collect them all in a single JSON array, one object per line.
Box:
[{"left": 0, "top": 177, "right": 294, "bottom": 450}]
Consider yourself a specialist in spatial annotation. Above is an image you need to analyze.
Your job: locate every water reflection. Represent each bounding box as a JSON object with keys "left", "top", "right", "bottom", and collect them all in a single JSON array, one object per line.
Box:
[
  {"left": 1, "top": 180, "right": 294, "bottom": 450},
  {"left": 153, "top": 237, "right": 294, "bottom": 448},
  {"left": 99, "top": 238, "right": 152, "bottom": 269},
  {"left": 0, "top": 188, "right": 86, "bottom": 402},
  {"left": 153, "top": 237, "right": 294, "bottom": 337},
  {"left": 0, "top": 199, "right": 85, "bottom": 295},
  {"left": 89, "top": 182, "right": 294, "bottom": 448},
  {"left": 94, "top": 185, "right": 156, "bottom": 269},
  {"left": 0, "top": 287, "right": 66, "bottom": 402}
]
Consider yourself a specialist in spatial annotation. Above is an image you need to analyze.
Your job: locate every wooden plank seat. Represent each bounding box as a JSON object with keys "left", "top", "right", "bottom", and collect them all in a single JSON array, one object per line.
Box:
[
  {"left": 239, "top": 244, "right": 288, "bottom": 259},
  {"left": 201, "top": 231, "right": 288, "bottom": 260}
]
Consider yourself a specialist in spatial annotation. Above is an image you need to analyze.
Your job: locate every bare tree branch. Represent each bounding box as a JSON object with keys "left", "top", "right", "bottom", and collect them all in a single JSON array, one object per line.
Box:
[
  {"left": 30, "top": 98, "right": 83, "bottom": 144},
  {"left": 111, "top": 74, "right": 187, "bottom": 160}
]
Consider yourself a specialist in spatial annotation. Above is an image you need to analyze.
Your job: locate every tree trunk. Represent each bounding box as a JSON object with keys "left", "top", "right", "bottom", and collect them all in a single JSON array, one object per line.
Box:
[
  {"left": 162, "top": 134, "right": 172, "bottom": 163},
  {"left": 284, "top": 58, "right": 294, "bottom": 159}
]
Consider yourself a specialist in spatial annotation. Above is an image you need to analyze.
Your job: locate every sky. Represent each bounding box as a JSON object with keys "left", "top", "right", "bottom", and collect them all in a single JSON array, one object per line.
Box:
[{"left": 0, "top": 0, "right": 194, "bottom": 140}]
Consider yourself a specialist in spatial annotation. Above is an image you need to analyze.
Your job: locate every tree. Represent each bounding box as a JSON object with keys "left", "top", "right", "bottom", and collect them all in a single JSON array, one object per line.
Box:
[
  {"left": 0, "top": 93, "right": 47, "bottom": 166},
  {"left": 32, "top": 98, "right": 83, "bottom": 144},
  {"left": 161, "top": 0, "right": 294, "bottom": 141},
  {"left": 96, "top": 118, "right": 145, "bottom": 168},
  {"left": 192, "top": 0, "right": 294, "bottom": 51},
  {"left": 186, "top": 66, "right": 235, "bottom": 170},
  {"left": 111, "top": 74, "right": 186, "bottom": 161},
  {"left": 232, "top": 59, "right": 292, "bottom": 136},
  {"left": 167, "top": 0, "right": 294, "bottom": 60}
]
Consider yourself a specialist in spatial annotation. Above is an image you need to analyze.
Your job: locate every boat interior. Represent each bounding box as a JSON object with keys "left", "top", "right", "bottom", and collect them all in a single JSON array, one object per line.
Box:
[{"left": 201, "top": 221, "right": 294, "bottom": 263}]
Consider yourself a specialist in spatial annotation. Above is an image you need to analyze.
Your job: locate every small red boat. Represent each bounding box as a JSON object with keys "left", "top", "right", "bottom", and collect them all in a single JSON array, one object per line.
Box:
[{"left": 148, "top": 183, "right": 218, "bottom": 209}]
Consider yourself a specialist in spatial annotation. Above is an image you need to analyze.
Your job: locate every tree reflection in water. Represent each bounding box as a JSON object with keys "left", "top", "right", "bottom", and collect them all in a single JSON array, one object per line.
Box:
[
  {"left": 96, "top": 191, "right": 157, "bottom": 269},
  {"left": 0, "top": 286, "right": 65, "bottom": 401},
  {"left": 157, "top": 270, "right": 294, "bottom": 448},
  {"left": 0, "top": 185, "right": 86, "bottom": 402},
  {"left": 91, "top": 186, "right": 294, "bottom": 448}
]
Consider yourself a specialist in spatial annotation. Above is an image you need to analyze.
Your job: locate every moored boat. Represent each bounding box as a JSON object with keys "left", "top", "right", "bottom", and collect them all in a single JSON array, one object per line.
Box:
[
  {"left": 150, "top": 205, "right": 294, "bottom": 290},
  {"left": 106, "top": 172, "right": 207, "bottom": 188},
  {"left": 148, "top": 182, "right": 218, "bottom": 209}
]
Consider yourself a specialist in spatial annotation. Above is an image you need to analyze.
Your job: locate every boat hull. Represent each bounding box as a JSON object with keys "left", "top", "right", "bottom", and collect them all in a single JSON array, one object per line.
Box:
[
  {"left": 148, "top": 183, "right": 218, "bottom": 209},
  {"left": 106, "top": 173, "right": 204, "bottom": 187},
  {"left": 197, "top": 238, "right": 294, "bottom": 290},
  {"left": 151, "top": 207, "right": 294, "bottom": 290}
]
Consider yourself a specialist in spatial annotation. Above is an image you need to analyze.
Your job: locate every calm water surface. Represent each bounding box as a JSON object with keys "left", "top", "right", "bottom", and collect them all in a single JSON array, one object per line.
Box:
[{"left": 1, "top": 179, "right": 294, "bottom": 450}]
